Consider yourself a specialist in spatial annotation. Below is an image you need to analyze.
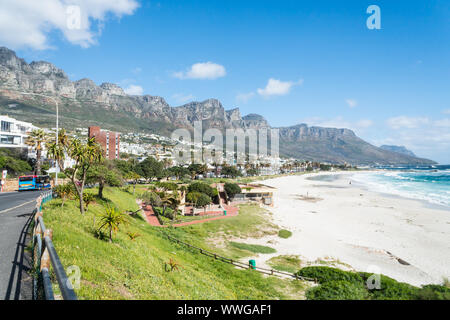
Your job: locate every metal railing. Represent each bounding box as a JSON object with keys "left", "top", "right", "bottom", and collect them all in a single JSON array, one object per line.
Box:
[
  {"left": 32, "top": 191, "right": 78, "bottom": 300},
  {"left": 164, "top": 234, "right": 316, "bottom": 282}
]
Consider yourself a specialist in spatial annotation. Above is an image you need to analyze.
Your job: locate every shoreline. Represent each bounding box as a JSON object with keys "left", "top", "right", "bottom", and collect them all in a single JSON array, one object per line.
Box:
[{"left": 242, "top": 171, "right": 450, "bottom": 287}]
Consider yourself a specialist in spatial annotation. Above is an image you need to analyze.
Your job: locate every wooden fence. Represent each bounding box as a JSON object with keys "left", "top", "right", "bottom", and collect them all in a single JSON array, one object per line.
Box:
[{"left": 164, "top": 234, "right": 316, "bottom": 282}]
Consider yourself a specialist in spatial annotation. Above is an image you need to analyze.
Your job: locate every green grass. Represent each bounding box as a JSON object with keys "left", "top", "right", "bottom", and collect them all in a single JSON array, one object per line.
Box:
[
  {"left": 229, "top": 242, "right": 276, "bottom": 254},
  {"left": 41, "top": 187, "right": 306, "bottom": 300},
  {"left": 297, "top": 266, "right": 450, "bottom": 300},
  {"left": 267, "top": 255, "right": 302, "bottom": 273},
  {"left": 278, "top": 229, "right": 292, "bottom": 239}
]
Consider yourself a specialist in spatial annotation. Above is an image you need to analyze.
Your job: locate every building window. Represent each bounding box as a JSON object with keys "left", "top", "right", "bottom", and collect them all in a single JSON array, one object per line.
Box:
[
  {"left": 1, "top": 121, "right": 12, "bottom": 132},
  {"left": 0, "top": 135, "right": 17, "bottom": 144}
]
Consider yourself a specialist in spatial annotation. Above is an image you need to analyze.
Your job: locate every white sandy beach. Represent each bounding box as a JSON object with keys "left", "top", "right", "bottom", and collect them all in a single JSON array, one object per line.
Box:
[{"left": 246, "top": 172, "right": 450, "bottom": 286}]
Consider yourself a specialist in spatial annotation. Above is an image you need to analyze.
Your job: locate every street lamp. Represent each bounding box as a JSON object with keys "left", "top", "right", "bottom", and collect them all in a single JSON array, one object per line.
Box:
[{"left": 19, "top": 92, "right": 60, "bottom": 185}]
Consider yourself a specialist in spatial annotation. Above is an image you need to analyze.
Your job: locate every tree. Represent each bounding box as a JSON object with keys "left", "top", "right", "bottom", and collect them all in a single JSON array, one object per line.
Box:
[
  {"left": 125, "top": 171, "right": 141, "bottom": 195},
  {"left": 186, "top": 191, "right": 211, "bottom": 213},
  {"left": 221, "top": 165, "right": 242, "bottom": 178},
  {"left": 188, "top": 163, "right": 208, "bottom": 180},
  {"left": 159, "top": 192, "right": 179, "bottom": 219},
  {"left": 167, "top": 166, "right": 190, "bottom": 180},
  {"left": 25, "top": 129, "right": 49, "bottom": 175},
  {"left": 97, "top": 206, "right": 128, "bottom": 243},
  {"left": 196, "top": 193, "right": 212, "bottom": 214},
  {"left": 224, "top": 183, "right": 241, "bottom": 199},
  {"left": 188, "top": 182, "right": 217, "bottom": 198},
  {"left": 246, "top": 167, "right": 259, "bottom": 176},
  {"left": 142, "top": 191, "right": 162, "bottom": 207},
  {"left": 47, "top": 130, "right": 103, "bottom": 214},
  {"left": 86, "top": 160, "right": 123, "bottom": 199},
  {"left": 0, "top": 150, "right": 32, "bottom": 175},
  {"left": 136, "top": 157, "right": 164, "bottom": 181}
]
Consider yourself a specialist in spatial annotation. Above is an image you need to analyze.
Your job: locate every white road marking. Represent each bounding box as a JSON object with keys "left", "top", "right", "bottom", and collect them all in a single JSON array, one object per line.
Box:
[{"left": 0, "top": 199, "right": 36, "bottom": 215}]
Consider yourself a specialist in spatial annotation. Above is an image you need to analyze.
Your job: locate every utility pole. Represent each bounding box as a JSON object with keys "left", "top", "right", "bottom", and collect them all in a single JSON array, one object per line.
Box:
[{"left": 19, "top": 92, "right": 60, "bottom": 185}]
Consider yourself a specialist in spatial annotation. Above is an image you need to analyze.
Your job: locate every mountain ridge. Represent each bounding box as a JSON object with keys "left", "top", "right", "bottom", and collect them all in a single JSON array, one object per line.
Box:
[{"left": 0, "top": 47, "right": 436, "bottom": 165}]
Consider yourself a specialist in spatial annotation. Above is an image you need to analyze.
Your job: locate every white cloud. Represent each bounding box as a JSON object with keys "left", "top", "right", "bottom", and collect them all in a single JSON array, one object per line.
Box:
[
  {"left": 301, "top": 116, "right": 373, "bottom": 131},
  {"left": 346, "top": 99, "right": 358, "bottom": 108},
  {"left": 356, "top": 119, "right": 373, "bottom": 128},
  {"left": 382, "top": 116, "right": 450, "bottom": 163},
  {"left": 386, "top": 116, "right": 430, "bottom": 129},
  {"left": 435, "top": 118, "right": 450, "bottom": 128},
  {"left": 174, "top": 62, "right": 226, "bottom": 80},
  {"left": 257, "top": 78, "right": 303, "bottom": 97},
  {"left": 124, "top": 84, "right": 143, "bottom": 95},
  {"left": 172, "top": 93, "right": 195, "bottom": 104},
  {"left": 443, "top": 109, "right": 450, "bottom": 115},
  {"left": 236, "top": 92, "right": 255, "bottom": 104},
  {"left": 0, "top": 0, "right": 139, "bottom": 50}
]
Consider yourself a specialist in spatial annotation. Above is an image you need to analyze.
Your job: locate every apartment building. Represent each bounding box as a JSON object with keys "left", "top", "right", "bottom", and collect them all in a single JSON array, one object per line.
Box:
[
  {"left": 0, "top": 115, "right": 35, "bottom": 149},
  {"left": 88, "top": 126, "right": 120, "bottom": 160}
]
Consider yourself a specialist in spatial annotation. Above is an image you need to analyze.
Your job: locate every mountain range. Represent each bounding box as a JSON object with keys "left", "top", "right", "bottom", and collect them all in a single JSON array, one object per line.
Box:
[{"left": 0, "top": 47, "right": 435, "bottom": 165}]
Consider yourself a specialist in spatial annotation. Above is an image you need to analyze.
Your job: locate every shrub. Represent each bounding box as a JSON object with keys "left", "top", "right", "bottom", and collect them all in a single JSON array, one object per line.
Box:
[
  {"left": 306, "top": 280, "right": 368, "bottom": 300},
  {"left": 53, "top": 183, "right": 73, "bottom": 207},
  {"left": 416, "top": 285, "right": 450, "bottom": 300},
  {"left": 297, "top": 266, "right": 364, "bottom": 285},
  {"left": 358, "top": 272, "right": 420, "bottom": 300},
  {"left": 83, "top": 192, "right": 95, "bottom": 211},
  {"left": 278, "top": 229, "right": 292, "bottom": 239}
]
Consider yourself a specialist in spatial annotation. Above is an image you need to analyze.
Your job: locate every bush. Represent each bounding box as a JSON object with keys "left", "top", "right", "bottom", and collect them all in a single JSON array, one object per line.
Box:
[
  {"left": 358, "top": 272, "right": 420, "bottom": 300},
  {"left": 306, "top": 280, "right": 368, "bottom": 300},
  {"left": 416, "top": 285, "right": 450, "bottom": 300},
  {"left": 297, "top": 266, "right": 364, "bottom": 285},
  {"left": 278, "top": 229, "right": 292, "bottom": 239}
]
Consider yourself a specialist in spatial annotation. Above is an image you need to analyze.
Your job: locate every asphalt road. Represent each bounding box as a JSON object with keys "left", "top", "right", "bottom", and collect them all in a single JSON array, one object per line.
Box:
[{"left": 0, "top": 191, "right": 41, "bottom": 300}]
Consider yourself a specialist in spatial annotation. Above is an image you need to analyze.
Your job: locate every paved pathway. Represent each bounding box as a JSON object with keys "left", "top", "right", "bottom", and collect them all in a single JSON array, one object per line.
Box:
[{"left": 0, "top": 191, "right": 41, "bottom": 300}]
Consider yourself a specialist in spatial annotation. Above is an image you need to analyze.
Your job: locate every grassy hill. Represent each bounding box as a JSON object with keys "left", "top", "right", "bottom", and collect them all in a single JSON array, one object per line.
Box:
[{"left": 40, "top": 187, "right": 308, "bottom": 300}]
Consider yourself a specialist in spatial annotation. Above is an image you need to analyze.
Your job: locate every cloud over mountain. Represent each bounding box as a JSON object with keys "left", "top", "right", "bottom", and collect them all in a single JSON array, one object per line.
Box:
[{"left": 0, "top": 0, "right": 139, "bottom": 49}]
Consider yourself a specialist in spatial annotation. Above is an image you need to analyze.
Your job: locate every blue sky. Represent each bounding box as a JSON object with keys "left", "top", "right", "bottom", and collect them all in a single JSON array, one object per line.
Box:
[{"left": 2, "top": 0, "right": 450, "bottom": 163}]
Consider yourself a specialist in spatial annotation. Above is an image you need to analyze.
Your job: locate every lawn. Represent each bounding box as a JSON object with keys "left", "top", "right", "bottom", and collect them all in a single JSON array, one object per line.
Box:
[{"left": 41, "top": 187, "right": 307, "bottom": 300}]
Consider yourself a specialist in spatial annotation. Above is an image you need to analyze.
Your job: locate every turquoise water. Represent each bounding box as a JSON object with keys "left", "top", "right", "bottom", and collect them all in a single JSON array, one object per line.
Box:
[{"left": 353, "top": 165, "right": 450, "bottom": 208}]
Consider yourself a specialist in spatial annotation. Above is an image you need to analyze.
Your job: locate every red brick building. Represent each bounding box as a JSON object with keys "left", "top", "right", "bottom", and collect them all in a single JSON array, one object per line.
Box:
[{"left": 88, "top": 126, "right": 120, "bottom": 160}]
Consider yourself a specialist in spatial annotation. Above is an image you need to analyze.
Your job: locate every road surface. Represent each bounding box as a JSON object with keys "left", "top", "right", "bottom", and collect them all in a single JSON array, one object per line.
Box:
[{"left": 0, "top": 191, "right": 41, "bottom": 300}]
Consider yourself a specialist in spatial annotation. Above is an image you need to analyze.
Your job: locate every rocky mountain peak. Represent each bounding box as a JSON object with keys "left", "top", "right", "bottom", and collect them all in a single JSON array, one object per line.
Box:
[
  {"left": 100, "top": 82, "right": 126, "bottom": 96},
  {"left": 29, "top": 61, "right": 68, "bottom": 79},
  {"left": 0, "top": 47, "right": 28, "bottom": 71},
  {"left": 75, "top": 78, "right": 98, "bottom": 89}
]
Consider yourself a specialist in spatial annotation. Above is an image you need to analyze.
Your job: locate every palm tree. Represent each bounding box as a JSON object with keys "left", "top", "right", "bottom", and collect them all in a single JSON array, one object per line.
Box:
[
  {"left": 97, "top": 206, "right": 128, "bottom": 243},
  {"left": 26, "top": 129, "right": 49, "bottom": 175}
]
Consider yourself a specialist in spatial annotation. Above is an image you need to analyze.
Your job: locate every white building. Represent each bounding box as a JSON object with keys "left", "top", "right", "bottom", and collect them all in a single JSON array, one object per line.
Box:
[{"left": 0, "top": 115, "right": 35, "bottom": 149}]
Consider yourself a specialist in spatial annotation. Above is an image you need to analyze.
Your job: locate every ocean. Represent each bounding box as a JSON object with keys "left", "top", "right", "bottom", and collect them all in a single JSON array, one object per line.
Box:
[{"left": 352, "top": 165, "right": 450, "bottom": 208}]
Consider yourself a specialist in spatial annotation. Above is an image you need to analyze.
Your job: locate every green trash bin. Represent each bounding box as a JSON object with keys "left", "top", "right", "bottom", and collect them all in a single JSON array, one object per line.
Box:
[
  {"left": 224, "top": 210, "right": 227, "bottom": 216},
  {"left": 249, "top": 259, "right": 256, "bottom": 270}
]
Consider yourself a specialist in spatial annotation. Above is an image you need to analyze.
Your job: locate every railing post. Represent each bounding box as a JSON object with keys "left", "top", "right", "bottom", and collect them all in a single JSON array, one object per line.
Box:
[{"left": 40, "top": 229, "right": 55, "bottom": 300}]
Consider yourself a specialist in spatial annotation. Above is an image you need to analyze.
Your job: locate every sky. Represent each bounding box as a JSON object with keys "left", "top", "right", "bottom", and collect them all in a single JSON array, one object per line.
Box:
[{"left": 1, "top": 0, "right": 449, "bottom": 163}]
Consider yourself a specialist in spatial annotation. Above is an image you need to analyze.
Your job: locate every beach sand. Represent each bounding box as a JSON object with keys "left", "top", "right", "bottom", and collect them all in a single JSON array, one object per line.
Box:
[{"left": 244, "top": 172, "right": 450, "bottom": 286}]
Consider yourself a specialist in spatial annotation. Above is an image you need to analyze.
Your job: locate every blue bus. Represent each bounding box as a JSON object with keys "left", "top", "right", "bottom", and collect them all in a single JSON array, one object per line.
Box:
[{"left": 18, "top": 175, "right": 51, "bottom": 191}]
